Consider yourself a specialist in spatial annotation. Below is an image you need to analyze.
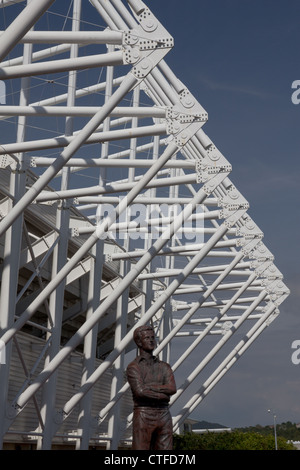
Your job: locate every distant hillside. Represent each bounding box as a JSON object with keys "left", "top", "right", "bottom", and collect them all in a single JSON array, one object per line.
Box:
[
  {"left": 192, "top": 420, "right": 230, "bottom": 430},
  {"left": 237, "top": 421, "right": 300, "bottom": 440}
]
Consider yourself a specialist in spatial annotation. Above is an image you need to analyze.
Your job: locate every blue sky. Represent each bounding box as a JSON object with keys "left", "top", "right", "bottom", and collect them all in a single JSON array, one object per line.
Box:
[{"left": 148, "top": 0, "right": 300, "bottom": 428}]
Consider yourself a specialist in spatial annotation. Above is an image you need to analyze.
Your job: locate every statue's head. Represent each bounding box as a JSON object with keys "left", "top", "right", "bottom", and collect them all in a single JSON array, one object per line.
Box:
[{"left": 133, "top": 325, "right": 156, "bottom": 351}]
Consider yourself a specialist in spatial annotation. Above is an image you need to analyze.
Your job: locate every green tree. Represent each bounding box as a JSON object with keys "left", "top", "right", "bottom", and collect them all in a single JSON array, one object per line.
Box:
[
  {"left": 237, "top": 421, "right": 300, "bottom": 441},
  {"left": 173, "top": 431, "right": 296, "bottom": 450}
]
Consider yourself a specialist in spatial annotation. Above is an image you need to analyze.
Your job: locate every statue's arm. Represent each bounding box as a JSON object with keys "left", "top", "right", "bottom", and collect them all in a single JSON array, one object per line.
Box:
[
  {"left": 127, "top": 363, "right": 169, "bottom": 401},
  {"left": 149, "top": 382, "right": 176, "bottom": 395},
  {"left": 148, "top": 364, "right": 176, "bottom": 396}
]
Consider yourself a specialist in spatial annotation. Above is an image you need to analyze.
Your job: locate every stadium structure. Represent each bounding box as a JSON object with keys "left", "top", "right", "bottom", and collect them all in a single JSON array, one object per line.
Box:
[{"left": 0, "top": 0, "right": 289, "bottom": 450}]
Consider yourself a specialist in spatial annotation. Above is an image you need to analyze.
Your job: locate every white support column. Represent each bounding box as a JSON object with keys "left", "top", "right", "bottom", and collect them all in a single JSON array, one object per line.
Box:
[
  {"left": 37, "top": 0, "right": 82, "bottom": 450},
  {"left": 106, "top": 258, "right": 130, "bottom": 449},
  {"left": 0, "top": 26, "right": 32, "bottom": 449},
  {"left": 76, "top": 242, "right": 104, "bottom": 450},
  {"left": 140, "top": 132, "right": 160, "bottom": 318},
  {"left": 159, "top": 164, "right": 178, "bottom": 364},
  {"left": 106, "top": 83, "right": 140, "bottom": 450}
]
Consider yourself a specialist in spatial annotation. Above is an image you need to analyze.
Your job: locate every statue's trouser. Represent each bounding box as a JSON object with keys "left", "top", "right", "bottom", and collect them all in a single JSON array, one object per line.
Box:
[{"left": 132, "top": 407, "right": 173, "bottom": 450}]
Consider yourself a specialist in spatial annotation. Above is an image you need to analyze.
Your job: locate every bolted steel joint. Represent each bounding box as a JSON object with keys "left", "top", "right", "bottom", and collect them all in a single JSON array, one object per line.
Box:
[
  {"left": 196, "top": 161, "right": 232, "bottom": 184},
  {"left": 123, "top": 45, "right": 141, "bottom": 64},
  {"left": 218, "top": 185, "right": 250, "bottom": 214},
  {"left": 248, "top": 241, "right": 274, "bottom": 262},
  {"left": 196, "top": 145, "right": 232, "bottom": 185},
  {"left": 223, "top": 208, "right": 247, "bottom": 228},
  {"left": 202, "top": 172, "right": 231, "bottom": 195},
  {"left": 132, "top": 56, "right": 153, "bottom": 78},
  {"left": 259, "top": 263, "right": 283, "bottom": 280},
  {"left": 236, "top": 215, "right": 264, "bottom": 240}
]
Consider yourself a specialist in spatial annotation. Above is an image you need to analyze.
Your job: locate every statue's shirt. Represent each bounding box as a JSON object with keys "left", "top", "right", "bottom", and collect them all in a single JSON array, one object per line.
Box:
[{"left": 126, "top": 355, "right": 176, "bottom": 408}]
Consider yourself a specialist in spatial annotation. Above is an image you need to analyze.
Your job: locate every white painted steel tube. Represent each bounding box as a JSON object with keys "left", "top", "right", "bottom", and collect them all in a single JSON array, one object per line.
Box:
[
  {"left": 173, "top": 302, "right": 276, "bottom": 429},
  {"left": 97, "top": 0, "right": 128, "bottom": 30},
  {"left": 89, "top": 0, "right": 119, "bottom": 30},
  {"left": 0, "top": 123, "right": 167, "bottom": 155},
  {"left": 137, "top": 261, "right": 251, "bottom": 280},
  {"left": 77, "top": 196, "right": 218, "bottom": 206},
  {"left": 77, "top": 209, "right": 219, "bottom": 236},
  {"left": 106, "top": 241, "right": 237, "bottom": 261},
  {"left": 31, "top": 157, "right": 193, "bottom": 168},
  {"left": 174, "top": 280, "right": 263, "bottom": 295},
  {"left": 35, "top": 173, "right": 195, "bottom": 202},
  {"left": 14, "top": 175, "right": 218, "bottom": 411},
  {"left": 38, "top": 1, "right": 83, "bottom": 449},
  {"left": 0, "top": 44, "right": 72, "bottom": 68},
  {"left": 1, "top": 141, "right": 180, "bottom": 350},
  {"left": 0, "top": 31, "right": 33, "bottom": 447},
  {"left": 111, "top": 0, "right": 137, "bottom": 28},
  {"left": 0, "top": 51, "right": 124, "bottom": 80},
  {"left": 127, "top": 0, "right": 146, "bottom": 15},
  {"left": 158, "top": 60, "right": 186, "bottom": 96},
  {"left": 99, "top": 249, "right": 246, "bottom": 420},
  {"left": 153, "top": 259, "right": 253, "bottom": 358},
  {"left": 0, "top": 106, "right": 165, "bottom": 118},
  {"left": 0, "top": 0, "right": 56, "bottom": 61},
  {"left": 170, "top": 289, "right": 268, "bottom": 408},
  {"left": 4, "top": 30, "right": 123, "bottom": 44},
  {"left": 0, "top": 0, "right": 25, "bottom": 6},
  {"left": 64, "top": 218, "right": 232, "bottom": 414},
  {"left": 2, "top": 143, "right": 182, "bottom": 414},
  {"left": 101, "top": 138, "right": 168, "bottom": 160},
  {"left": 0, "top": 72, "right": 138, "bottom": 237},
  {"left": 61, "top": 220, "right": 231, "bottom": 417},
  {"left": 171, "top": 272, "right": 259, "bottom": 373},
  {"left": 29, "top": 76, "right": 125, "bottom": 107}
]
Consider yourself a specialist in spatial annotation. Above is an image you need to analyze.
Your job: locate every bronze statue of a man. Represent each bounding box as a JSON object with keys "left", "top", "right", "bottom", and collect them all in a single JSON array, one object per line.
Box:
[{"left": 126, "top": 325, "right": 176, "bottom": 450}]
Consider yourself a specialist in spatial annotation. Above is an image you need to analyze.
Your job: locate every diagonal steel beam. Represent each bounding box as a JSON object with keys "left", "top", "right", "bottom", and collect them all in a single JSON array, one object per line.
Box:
[
  {"left": 0, "top": 72, "right": 138, "bottom": 237},
  {"left": 11, "top": 174, "right": 223, "bottom": 414},
  {"left": 0, "top": 0, "right": 56, "bottom": 62}
]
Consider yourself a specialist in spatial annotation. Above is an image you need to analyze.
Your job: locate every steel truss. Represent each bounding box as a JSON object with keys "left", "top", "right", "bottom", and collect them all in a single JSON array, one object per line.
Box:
[{"left": 0, "top": 0, "right": 289, "bottom": 450}]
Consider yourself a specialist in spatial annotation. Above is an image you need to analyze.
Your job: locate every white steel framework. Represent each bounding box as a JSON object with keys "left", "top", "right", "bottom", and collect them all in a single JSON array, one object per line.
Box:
[{"left": 0, "top": 0, "right": 289, "bottom": 450}]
